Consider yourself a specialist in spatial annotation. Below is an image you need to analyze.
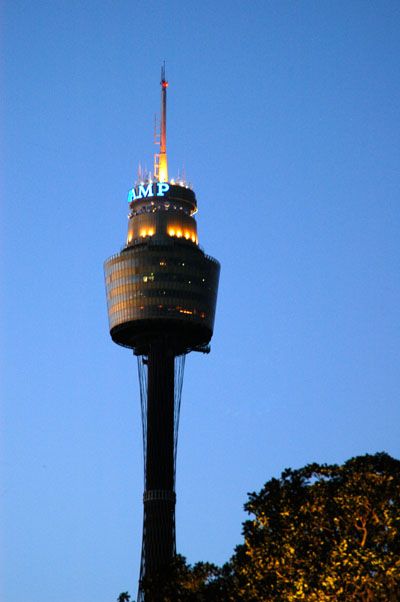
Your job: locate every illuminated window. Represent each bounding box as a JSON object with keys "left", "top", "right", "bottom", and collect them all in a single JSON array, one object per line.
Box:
[
  {"left": 167, "top": 227, "right": 197, "bottom": 244},
  {"left": 139, "top": 228, "right": 155, "bottom": 238}
]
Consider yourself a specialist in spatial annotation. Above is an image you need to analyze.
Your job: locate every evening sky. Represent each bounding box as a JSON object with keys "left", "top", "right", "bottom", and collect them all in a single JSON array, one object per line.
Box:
[{"left": 2, "top": 1, "right": 400, "bottom": 600}]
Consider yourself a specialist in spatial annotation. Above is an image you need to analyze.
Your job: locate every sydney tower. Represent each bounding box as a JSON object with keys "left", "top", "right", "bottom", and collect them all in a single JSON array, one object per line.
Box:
[{"left": 104, "top": 66, "right": 220, "bottom": 600}]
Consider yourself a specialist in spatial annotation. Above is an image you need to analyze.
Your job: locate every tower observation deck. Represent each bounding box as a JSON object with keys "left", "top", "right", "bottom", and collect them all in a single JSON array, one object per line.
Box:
[{"left": 104, "top": 66, "right": 220, "bottom": 601}]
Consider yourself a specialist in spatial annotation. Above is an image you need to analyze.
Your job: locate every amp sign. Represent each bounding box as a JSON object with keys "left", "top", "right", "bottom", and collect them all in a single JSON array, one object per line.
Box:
[{"left": 128, "top": 182, "right": 170, "bottom": 203}]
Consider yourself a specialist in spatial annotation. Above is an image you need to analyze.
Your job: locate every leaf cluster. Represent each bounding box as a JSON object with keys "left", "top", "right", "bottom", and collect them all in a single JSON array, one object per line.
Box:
[
  {"left": 118, "top": 453, "right": 400, "bottom": 601},
  {"left": 235, "top": 452, "right": 400, "bottom": 601}
]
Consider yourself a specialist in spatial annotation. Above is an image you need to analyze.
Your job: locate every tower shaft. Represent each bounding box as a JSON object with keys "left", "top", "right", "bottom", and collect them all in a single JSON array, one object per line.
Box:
[
  {"left": 139, "top": 341, "right": 179, "bottom": 600},
  {"left": 146, "top": 340, "right": 175, "bottom": 491}
]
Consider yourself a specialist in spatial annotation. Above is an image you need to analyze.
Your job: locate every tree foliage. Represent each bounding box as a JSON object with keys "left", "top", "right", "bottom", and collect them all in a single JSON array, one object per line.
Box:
[
  {"left": 118, "top": 453, "right": 400, "bottom": 601},
  {"left": 139, "top": 554, "right": 226, "bottom": 601},
  {"left": 232, "top": 452, "right": 400, "bottom": 601}
]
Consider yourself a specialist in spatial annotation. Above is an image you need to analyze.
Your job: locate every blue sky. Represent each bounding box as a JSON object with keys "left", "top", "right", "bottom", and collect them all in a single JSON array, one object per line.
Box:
[{"left": 2, "top": 1, "right": 400, "bottom": 601}]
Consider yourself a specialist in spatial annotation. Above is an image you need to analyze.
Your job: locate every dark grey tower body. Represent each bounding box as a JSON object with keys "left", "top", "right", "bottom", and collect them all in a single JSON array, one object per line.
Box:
[{"left": 104, "top": 70, "right": 219, "bottom": 602}]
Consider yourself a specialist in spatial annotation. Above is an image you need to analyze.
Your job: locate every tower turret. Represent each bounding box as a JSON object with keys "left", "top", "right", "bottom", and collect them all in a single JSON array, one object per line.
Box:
[{"left": 104, "top": 69, "right": 220, "bottom": 600}]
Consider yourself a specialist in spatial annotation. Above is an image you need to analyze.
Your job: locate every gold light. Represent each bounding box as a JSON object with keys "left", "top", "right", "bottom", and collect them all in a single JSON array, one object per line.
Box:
[
  {"left": 167, "top": 227, "right": 197, "bottom": 244},
  {"left": 158, "top": 156, "right": 168, "bottom": 183},
  {"left": 139, "top": 228, "right": 155, "bottom": 238}
]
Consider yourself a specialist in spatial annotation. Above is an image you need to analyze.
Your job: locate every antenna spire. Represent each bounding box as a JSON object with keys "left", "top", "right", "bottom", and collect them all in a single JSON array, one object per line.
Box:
[{"left": 154, "top": 62, "right": 169, "bottom": 182}]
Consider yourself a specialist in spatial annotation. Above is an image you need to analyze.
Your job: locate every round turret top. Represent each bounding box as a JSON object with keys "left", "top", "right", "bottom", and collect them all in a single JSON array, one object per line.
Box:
[{"left": 128, "top": 182, "right": 197, "bottom": 216}]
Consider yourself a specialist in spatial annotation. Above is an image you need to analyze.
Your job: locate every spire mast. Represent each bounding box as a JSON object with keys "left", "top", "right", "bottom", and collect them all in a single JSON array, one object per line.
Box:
[
  {"left": 155, "top": 62, "right": 169, "bottom": 182},
  {"left": 160, "top": 62, "right": 167, "bottom": 156}
]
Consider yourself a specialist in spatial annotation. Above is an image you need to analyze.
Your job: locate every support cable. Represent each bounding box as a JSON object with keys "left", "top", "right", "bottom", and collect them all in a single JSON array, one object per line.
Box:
[
  {"left": 137, "top": 355, "right": 148, "bottom": 484},
  {"left": 173, "top": 354, "right": 186, "bottom": 485}
]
